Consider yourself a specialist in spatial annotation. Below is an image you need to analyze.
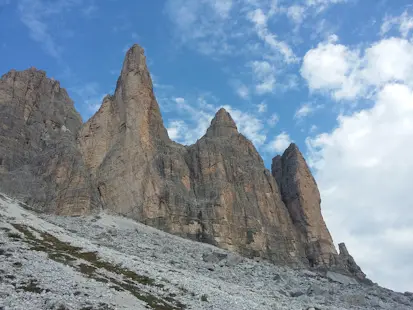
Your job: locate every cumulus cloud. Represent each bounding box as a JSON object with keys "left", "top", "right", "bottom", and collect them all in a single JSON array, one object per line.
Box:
[
  {"left": 265, "top": 132, "right": 292, "bottom": 153},
  {"left": 301, "top": 35, "right": 413, "bottom": 100},
  {"left": 306, "top": 83, "right": 413, "bottom": 292}
]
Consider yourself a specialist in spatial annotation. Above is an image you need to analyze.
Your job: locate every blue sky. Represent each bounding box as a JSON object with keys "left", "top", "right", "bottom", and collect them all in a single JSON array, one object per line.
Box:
[{"left": 1, "top": 0, "right": 413, "bottom": 292}]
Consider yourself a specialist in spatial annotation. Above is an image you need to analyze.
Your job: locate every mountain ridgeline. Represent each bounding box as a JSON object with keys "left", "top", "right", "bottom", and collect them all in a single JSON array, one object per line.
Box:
[{"left": 0, "top": 44, "right": 366, "bottom": 281}]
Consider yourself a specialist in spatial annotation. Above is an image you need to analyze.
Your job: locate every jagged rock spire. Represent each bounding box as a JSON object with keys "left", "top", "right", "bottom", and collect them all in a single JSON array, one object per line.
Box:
[
  {"left": 112, "top": 43, "right": 169, "bottom": 143},
  {"left": 206, "top": 108, "right": 238, "bottom": 138}
]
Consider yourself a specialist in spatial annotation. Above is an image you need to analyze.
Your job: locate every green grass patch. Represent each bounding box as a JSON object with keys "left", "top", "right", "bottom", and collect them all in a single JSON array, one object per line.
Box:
[{"left": 10, "top": 223, "right": 186, "bottom": 310}]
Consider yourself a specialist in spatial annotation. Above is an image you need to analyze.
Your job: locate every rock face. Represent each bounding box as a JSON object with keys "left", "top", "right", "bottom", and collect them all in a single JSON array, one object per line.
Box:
[
  {"left": 0, "top": 68, "right": 98, "bottom": 215},
  {"left": 0, "top": 44, "right": 366, "bottom": 279},
  {"left": 338, "top": 243, "right": 367, "bottom": 282},
  {"left": 271, "top": 144, "right": 338, "bottom": 267}
]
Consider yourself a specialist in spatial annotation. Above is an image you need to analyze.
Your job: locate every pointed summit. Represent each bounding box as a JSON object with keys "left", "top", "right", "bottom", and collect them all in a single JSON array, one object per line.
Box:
[
  {"left": 109, "top": 43, "right": 169, "bottom": 143},
  {"left": 118, "top": 44, "right": 153, "bottom": 91},
  {"left": 206, "top": 108, "right": 238, "bottom": 138}
]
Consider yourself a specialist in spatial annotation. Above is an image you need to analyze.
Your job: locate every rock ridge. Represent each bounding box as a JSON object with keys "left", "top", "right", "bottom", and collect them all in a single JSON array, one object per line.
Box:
[{"left": 0, "top": 44, "right": 367, "bottom": 281}]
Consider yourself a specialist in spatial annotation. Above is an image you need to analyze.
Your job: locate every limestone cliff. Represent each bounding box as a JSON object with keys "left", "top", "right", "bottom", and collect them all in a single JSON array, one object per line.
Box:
[
  {"left": 0, "top": 68, "right": 98, "bottom": 215},
  {"left": 271, "top": 144, "right": 338, "bottom": 267},
  {"left": 0, "top": 44, "right": 366, "bottom": 279}
]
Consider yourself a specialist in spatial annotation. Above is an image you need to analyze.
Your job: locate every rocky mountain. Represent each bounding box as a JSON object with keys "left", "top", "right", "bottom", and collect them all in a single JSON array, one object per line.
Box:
[{"left": 0, "top": 44, "right": 365, "bottom": 280}]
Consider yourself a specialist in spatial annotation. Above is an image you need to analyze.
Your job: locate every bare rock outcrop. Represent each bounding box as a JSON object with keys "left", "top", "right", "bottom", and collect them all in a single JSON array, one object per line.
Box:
[
  {"left": 0, "top": 44, "right": 367, "bottom": 280},
  {"left": 185, "top": 109, "right": 303, "bottom": 263},
  {"left": 338, "top": 243, "right": 368, "bottom": 282},
  {"left": 0, "top": 68, "right": 97, "bottom": 215},
  {"left": 271, "top": 143, "right": 337, "bottom": 267}
]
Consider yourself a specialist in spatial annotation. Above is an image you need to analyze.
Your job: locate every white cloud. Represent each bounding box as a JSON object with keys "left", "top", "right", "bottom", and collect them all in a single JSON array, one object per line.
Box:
[
  {"left": 17, "top": 0, "right": 95, "bottom": 58},
  {"left": 361, "top": 38, "right": 413, "bottom": 86},
  {"left": 231, "top": 81, "right": 249, "bottom": 99},
  {"left": 294, "top": 102, "right": 323, "bottom": 120},
  {"left": 301, "top": 36, "right": 413, "bottom": 100},
  {"left": 167, "top": 120, "right": 187, "bottom": 140},
  {"left": 164, "top": 0, "right": 236, "bottom": 55},
  {"left": 223, "top": 105, "right": 267, "bottom": 146},
  {"left": 165, "top": 95, "right": 267, "bottom": 147},
  {"left": 267, "top": 113, "right": 279, "bottom": 127},
  {"left": 286, "top": 5, "right": 306, "bottom": 25},
  {"left": 381, "top": 10, "right": 413, "bottom": 38},
  {"left": 257, "top": 102, "right": 267, "bottom": 113},
  {"left": 210, "top": 0, "right": 233, "bottom": 18},
  {"left": 306, "top": 0, "right": 348, "bottom": 12},
  {"left": 70, "top": 82, "right": 105, "bottom": 118},
  {"left": 247, "top": 8, "right": 298, "bottom": 64},
  {"left": 174, "top": 97, "right": 186, "bottom": 104},
  {"left": 265, "top": 132, "right": 292, "bottom": 153},
  {"left": 309, "top": 124, "right": 318, "bottom": 133},
  {"left": 250, "top": 60, "right": 277, "bottom": 94},
  {"left": 301, "top": 36, "right": 361, "bottom": 100},
  {"left": 306, "top": 83, "right": 413, "bottom": 292},
  {"left": 294, "top": 103, "right": 313, "bottom": 119}
]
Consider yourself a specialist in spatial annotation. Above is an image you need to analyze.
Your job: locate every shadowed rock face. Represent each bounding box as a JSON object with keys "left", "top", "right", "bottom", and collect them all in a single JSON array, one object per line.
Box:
[
  {"left": 0, "top": 68, "right": 98, "bottom": 215},
  {"left": 0, "top": 44, "right": 366, "bottom": 278},
  {"left": 271, "top": 144, "right": 338, "bottom": 267}
]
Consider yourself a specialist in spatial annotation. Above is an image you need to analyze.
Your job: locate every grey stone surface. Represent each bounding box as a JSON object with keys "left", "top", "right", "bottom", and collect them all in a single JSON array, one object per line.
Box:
[
  {"left": 326, "top": 271, "right": 359, "bottom": 285},
  {"left": 272, "top": 143, "right": 338, "bottom": 268},
  {"left": 0, "top": 68, "right": 98, "bottom": 215}
]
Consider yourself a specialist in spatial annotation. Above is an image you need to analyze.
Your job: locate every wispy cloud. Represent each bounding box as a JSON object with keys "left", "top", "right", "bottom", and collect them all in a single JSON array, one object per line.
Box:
[
  {"left": 294, "top": 102, "right": 324, "bottom": 120},
  {"left": 247, "top": 8, "right": 298, "bottom": 64},
  {"left": 70, "top": 82, "right": 106, "bottom": 118},
  {"left": 165, "top": 94, "right": 268, "bottom": 147},
  {"left": 267, "top": 113, "right": 279, "bottom": 127},
  {"left": 381, "top": 10, "right": 413, "bottom": 38},
  {"left": 17, "top": 0, "right": 97, "bottom": 59},
  {"left": 249, "top": 60, "right": 277, "bottom": 94}
]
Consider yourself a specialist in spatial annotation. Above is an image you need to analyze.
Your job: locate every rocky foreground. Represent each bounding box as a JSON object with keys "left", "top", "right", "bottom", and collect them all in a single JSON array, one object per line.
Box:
[{"left": 1, "top": 193, "right": 412, "bottom": 310}]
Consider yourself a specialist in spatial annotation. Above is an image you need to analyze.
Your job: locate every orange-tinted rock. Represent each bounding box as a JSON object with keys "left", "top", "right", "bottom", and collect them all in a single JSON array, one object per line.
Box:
[{"left": 272, "top": 143, "right": 338, "bottom": 267}]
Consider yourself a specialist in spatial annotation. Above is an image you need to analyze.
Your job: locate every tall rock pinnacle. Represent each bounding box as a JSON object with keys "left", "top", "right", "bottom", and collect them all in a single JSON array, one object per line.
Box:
[
  {"left": 272, "top": 143, "right": 337, "bottom": 267},
  {"left": 113, "top": 44, "right": 170, "bottom": 144}
]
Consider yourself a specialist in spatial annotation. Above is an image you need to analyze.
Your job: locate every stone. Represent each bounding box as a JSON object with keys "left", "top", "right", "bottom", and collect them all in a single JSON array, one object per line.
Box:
[
  {"left": 290, "top": 290, "right": 305, "bottom": 297},
  {"left": 0, "top": 68, "right": 98, "bottom": 215},
  {"left": 337, "top": 243, "right": 367, "bottom": 282},
  {"left": 225, "top": 253, "right": 244, "bottom": 267},
  {"left": 202, "top": 252, "right": 228, "bottom": 264},
  {"left": 307, "top": 284, "right": 327, "bottom": 296},
  {"left": 326, "top": 271, "right": 358, "bottom": 285},
  {"left": 271, "top": 143, "right": 337, "bottom": 268}
]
